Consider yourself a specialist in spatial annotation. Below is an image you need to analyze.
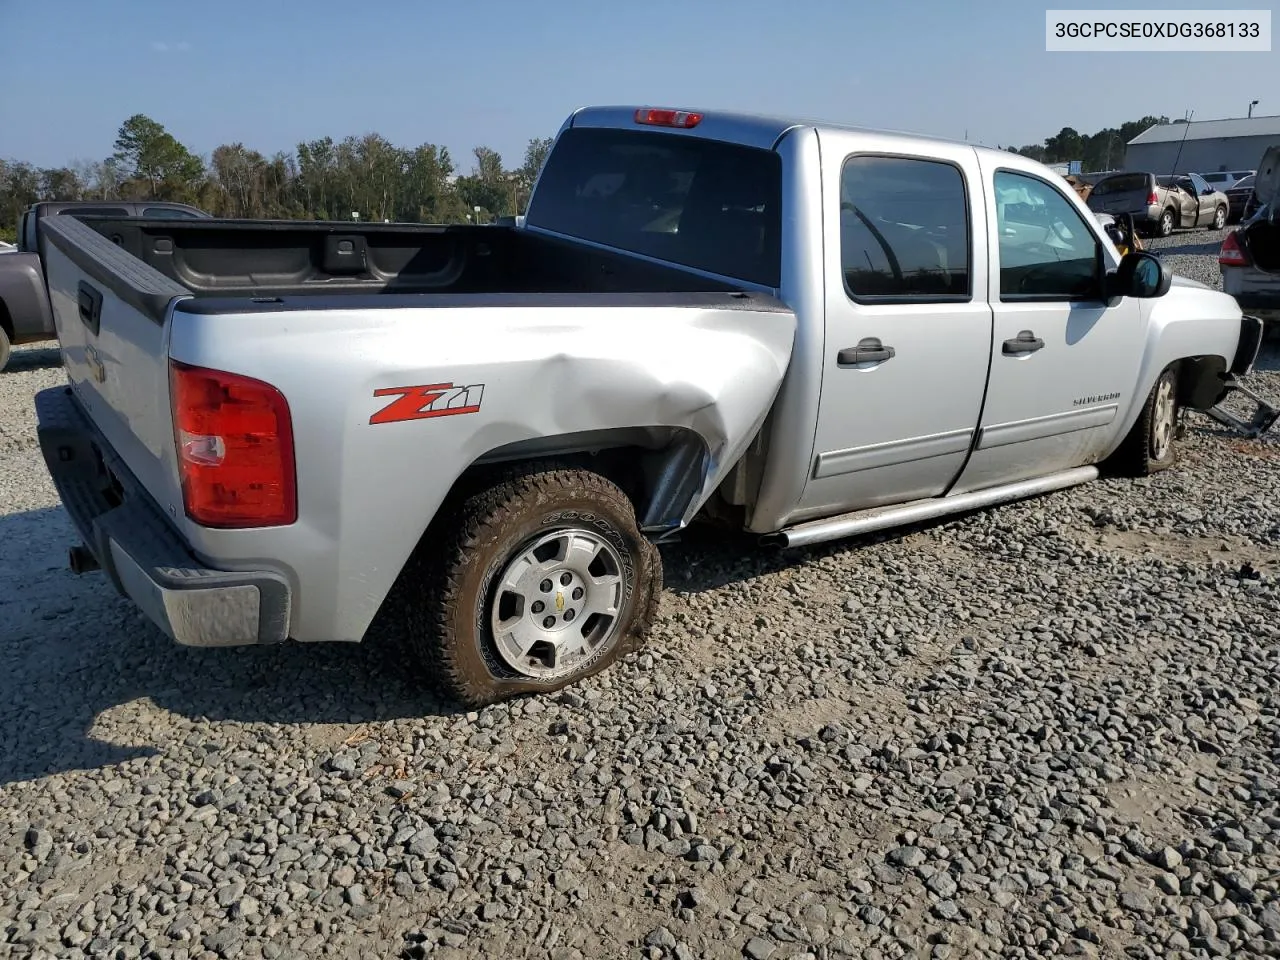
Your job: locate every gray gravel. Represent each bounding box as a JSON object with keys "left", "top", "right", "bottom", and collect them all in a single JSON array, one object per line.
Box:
[{"left": 2, "top": 236, "right": 1280, "bottom": 960}]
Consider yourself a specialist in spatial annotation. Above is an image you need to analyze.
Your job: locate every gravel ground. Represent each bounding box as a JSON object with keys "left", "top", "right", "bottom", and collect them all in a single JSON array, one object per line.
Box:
[{"left": 3, "top": 231, "right": 1280, "bottom": 960}]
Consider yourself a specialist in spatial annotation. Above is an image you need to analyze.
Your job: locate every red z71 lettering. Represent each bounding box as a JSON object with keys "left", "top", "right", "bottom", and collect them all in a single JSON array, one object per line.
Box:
[{"left": 369, "top": 382, "right": 485, "bottom": 425}]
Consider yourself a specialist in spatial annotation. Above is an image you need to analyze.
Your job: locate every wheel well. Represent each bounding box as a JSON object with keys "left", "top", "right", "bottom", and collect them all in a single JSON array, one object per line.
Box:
[
  {"left": 1175, "top": 355, "right": 1229, "bottom": 410},
  {"left": 444, "top": 427, "right": 713, "bottom": 536}
]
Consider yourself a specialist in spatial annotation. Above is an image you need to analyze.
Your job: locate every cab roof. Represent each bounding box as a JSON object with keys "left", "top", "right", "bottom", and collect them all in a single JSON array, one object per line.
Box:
[{"left": 565, "top": 104, "right": 1013, "bottom": 163}]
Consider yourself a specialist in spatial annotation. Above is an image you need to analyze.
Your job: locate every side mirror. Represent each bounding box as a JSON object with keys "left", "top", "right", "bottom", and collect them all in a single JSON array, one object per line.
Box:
[{"left": 1110, "top": 251, "right": 1171, "bottom": 298}]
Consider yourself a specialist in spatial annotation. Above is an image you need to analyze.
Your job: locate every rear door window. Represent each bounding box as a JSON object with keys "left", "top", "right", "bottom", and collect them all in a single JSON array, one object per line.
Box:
[
  {"left": 1091, "top": 174, "right": 1149, "bottom": 197},
  {"left": 839, "top": 155, "right": 971, "bottom": 300},
  {"left": 526, "top": 127, "right": 783, "bottom": 287}
]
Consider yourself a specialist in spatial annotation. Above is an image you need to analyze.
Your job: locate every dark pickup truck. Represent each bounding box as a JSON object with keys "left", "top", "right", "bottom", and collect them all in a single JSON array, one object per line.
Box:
[{"left": 0, "top": 200, "right": 209, "bottom": 370}]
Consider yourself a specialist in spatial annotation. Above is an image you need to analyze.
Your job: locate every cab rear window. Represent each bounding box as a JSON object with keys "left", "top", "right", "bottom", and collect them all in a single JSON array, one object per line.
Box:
[{"left": 527, "top": 127, "right": 783, "bottom": 288}]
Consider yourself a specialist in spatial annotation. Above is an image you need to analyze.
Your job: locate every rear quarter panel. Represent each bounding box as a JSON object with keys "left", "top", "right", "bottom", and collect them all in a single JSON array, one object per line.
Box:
[{"left": 168, "top": 296, "right": 796, "bottom": 643}]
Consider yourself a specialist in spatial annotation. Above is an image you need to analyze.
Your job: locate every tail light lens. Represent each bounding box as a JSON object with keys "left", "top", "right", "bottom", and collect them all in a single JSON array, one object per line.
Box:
[
  {"left": 634, "top": 107, "right": 703, "bottom": 128},
  {"left": 1147, "top": 190, "right": 1159, "bottom": 205},
  {"left": 169, "top": 360, "right": 297, "bottom": 527},
  {"left": 1218, "top": 230, "right": 1249, "bottom": 267}
]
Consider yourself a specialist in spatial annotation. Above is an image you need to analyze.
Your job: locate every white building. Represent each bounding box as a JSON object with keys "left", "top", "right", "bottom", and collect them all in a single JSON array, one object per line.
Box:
[{"left": 1125, "top": 115, "right": 1280, "bottom": 174}]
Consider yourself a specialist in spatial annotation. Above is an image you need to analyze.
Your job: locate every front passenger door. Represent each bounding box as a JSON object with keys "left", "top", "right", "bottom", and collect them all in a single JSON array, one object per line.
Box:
[{"left": 951, "top": 165, "right": 1144, "bottom": 494}]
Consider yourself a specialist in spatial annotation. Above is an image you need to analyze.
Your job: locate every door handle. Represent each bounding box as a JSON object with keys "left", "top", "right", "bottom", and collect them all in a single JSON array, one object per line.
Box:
[
  {"left": 838, "top": 337, "right": 896, "bottom": 365},
  {"left": 77, "top": 281, "right": 103, "bottom": 336},
  {"left": 1002, "top": 330, "right": 1044, "bottom": 356}
]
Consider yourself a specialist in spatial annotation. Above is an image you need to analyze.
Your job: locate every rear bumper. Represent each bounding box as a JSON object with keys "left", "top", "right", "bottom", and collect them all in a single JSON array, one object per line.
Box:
[{"left": 34, "top": 385, "right": 291, "bottom": 647}]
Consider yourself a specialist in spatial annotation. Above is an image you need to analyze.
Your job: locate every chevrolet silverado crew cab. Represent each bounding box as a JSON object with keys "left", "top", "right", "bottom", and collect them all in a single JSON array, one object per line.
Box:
[{"left": 34, "top": 105, "right": 1264, "bottom": 708}]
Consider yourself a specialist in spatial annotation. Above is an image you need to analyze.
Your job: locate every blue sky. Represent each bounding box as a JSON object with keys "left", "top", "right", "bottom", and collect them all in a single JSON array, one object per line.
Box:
[{"left": 2, "top": 0, "right": 1276, "bottom": 173}]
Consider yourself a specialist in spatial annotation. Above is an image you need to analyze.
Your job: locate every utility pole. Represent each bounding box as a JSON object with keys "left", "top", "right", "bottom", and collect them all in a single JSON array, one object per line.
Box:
[{"left": 1249, "top": 99, "right": 1260, "bottom": 118}]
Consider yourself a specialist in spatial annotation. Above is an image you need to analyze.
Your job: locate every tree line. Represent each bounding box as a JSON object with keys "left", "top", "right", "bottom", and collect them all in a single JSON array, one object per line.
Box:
[
  {"left": 0, "top": 114, "right": 554, "bottom": 242},
  {"left": 1, "top": 111, "right": 1179, "bottom": 243},
  {"left": 1005, "top": 115, "right": 1175, "bottom": 171}
]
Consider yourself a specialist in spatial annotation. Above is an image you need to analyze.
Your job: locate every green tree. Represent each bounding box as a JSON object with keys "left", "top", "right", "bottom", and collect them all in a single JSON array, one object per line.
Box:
[
  {"left": 38, "top": 167, "right": 84, "bottom": 201},
  {"left": 515, "top": 136, "right": 553, "bottom": 211},
  {"left": 112, "top": 114, "right": 206, "bottom": 202}
]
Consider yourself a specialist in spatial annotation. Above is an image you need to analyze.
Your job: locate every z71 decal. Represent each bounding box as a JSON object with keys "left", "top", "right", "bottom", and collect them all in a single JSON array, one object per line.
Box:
[{"left": 369, "top": 382, "right": 485, "bottom": 425}]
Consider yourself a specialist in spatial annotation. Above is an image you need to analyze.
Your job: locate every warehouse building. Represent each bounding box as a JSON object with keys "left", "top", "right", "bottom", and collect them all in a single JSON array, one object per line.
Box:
[{"left": 1124, "top": 115, "right": 1280, "bottom": 174}]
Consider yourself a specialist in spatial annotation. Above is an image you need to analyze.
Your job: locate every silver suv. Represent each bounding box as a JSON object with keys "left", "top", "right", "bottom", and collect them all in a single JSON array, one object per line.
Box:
[{"left": 1086, "top": 171, "right": 1230, "bottom": 237}]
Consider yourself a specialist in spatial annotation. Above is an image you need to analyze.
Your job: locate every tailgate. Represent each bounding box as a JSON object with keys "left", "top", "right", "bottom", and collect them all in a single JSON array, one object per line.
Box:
[{"left": 39, "top": 215, "right": 191, "bottom": 506}]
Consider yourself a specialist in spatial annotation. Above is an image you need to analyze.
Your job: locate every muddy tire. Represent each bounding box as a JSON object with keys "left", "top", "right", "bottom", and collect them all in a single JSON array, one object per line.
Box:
[
  {"left": 405, "top": 464, "right": 662, "bottom": 708},
  {"left": 1105, "top": 365, "right": 1180, "bottom": 477}
]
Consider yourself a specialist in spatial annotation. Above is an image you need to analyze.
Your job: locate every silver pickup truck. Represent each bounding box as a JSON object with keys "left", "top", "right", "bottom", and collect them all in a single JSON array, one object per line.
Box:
[{"left": 33, "top": 105, "right": 1266, "bottom": 707}]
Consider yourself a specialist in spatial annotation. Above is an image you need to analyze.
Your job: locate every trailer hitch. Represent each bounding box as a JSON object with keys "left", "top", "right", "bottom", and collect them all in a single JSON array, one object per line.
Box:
[{"left": 1202, "top": 377, "right": 1280, "bottom": 438}]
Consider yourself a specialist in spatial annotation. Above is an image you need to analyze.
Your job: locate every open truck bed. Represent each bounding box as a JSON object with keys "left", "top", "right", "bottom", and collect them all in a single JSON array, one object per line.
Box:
[{"left": 57, "top": 214, "right": 745, "bottom": 306}]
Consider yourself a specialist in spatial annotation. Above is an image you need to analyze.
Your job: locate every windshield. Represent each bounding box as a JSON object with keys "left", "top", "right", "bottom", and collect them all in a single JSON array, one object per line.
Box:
[{"left": 526, "top": 127, "right": 783, "bottom": 288}]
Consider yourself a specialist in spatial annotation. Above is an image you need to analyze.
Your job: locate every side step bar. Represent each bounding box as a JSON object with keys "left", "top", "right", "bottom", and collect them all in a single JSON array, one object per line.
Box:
[
  {"left": 764, "top": 466, "right": 1100, "bottom": 549},
  {"left": 1203, "top": 377, "right": 1280, "bottom": 438}
]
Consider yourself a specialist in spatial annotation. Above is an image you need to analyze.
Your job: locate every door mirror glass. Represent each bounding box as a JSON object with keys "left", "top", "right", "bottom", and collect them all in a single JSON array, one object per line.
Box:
[{"left": 1113, "top": 251, "right": 1171, "bottom": 298}]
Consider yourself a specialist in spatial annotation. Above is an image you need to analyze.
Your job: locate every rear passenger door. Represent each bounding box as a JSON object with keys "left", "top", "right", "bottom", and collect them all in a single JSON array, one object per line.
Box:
[
  {"left": 798, "top": 138, "right": 993, "bottom": 517},
  {"left": 950, "top": 162, "right": 1144, "bottom": 494}
]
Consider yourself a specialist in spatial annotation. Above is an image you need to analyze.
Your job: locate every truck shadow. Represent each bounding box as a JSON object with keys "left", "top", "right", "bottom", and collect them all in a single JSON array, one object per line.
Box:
[
  {"left": 0, "top": 507, "right": 466, "bottom": 787},
  {"left": 4, "top": 345, "right": 62, "bottom": 373}
]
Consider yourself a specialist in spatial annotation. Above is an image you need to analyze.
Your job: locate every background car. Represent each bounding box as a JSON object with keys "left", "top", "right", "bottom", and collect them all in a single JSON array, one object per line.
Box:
[
  {"left": 1226, "top": 174, "right": 1261, "bottom": 224},
  {"left": 1220, "top": 147, "right": 1280, "bottom": 340},
  {"left": 1087, "top": 171, "right": 1230, "bottom": 237},
  {"left": 1199, "top": 169, "right": 1255, "bottom": 192}
]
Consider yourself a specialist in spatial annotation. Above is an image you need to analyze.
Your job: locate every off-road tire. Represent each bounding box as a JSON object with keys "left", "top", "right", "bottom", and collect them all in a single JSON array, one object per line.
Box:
[
  {"left": 405, "top": 464, "right": 662, "bottom": 708},
  {"left": 0, "top": 327, "right": 10, "bottom": 373},
  {"left": 1104, "top": 364, "right": 1180, "bottom": 477}
]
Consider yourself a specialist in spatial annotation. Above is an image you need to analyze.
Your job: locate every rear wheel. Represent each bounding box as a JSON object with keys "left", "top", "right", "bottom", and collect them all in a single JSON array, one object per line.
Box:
[
  {"left": 1212, "top": 205, "right": 1227, "bottom": 230},
  {"left": 0, "top": 327, "right": 10, "bottom": 373},
  {"left": 1105, "top": 365, "right": 1180, "bottom": 476},
  {"left": 1158, "top": 208, "right": 1176, "bottom": 237},
  {"left": 405, "top": 464, "right": 662, "bottom": 708}
]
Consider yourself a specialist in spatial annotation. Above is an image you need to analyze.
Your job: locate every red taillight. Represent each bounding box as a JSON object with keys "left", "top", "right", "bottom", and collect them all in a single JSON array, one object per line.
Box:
[
  {"left": 1219, "top": 230, "right": 1249, "bottom": 267},
  {"left": 1147, "top": 190, "right": 1159, "bottom": 205},
  {"left": 169, "top": 360, "right": 296, "bottom": 528},
  {"left": 633, "top": 107, "right": 703, "bottom": 129}
]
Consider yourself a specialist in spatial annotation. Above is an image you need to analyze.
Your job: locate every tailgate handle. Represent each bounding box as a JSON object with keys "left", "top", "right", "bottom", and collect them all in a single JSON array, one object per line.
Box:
[{"left": 77, "top": 282, "right": 103, "bottom": 336}]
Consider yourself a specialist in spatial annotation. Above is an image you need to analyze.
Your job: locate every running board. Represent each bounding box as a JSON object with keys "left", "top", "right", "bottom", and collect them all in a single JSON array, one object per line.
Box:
[{"left": 764, "top": 466, "right": 1100, "bottom": 549}]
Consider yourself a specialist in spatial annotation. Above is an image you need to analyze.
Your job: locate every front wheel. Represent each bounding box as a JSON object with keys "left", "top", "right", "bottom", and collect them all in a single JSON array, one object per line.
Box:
[
  {"left": 1104, "top": 365, "right": 1180, "bottom": 477},
  {"left": 407, "top": 464, "right": 661, "bottom": 708},
  {"left": 1212, "top": 205, "right": 1227, "bottom": 230}
]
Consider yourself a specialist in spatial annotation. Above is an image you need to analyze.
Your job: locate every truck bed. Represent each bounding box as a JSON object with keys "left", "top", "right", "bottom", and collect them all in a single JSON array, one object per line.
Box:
[{"left": 53, "top": 216, "right": 744, "bottom": 312}]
